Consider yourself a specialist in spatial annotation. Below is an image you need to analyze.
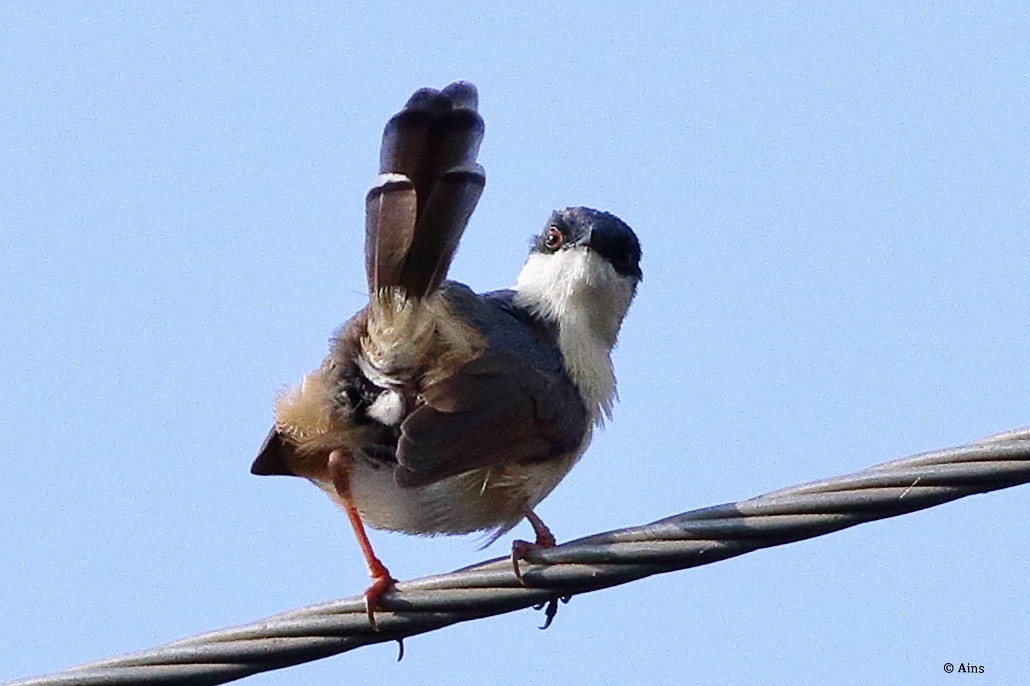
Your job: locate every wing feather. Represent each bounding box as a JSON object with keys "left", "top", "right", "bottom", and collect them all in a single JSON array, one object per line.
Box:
[{"left": 394, "top": 350, "right": 587, "bottom": 488}]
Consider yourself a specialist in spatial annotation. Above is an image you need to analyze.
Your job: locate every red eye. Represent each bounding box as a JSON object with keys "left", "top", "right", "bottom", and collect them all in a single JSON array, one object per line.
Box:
[{"left": 544, "top": 227, "right": 563, "bottom": 249}]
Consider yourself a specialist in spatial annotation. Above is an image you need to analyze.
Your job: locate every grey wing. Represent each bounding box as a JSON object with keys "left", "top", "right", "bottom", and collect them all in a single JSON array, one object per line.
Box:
[{"left": 393, "top": 348, "right": 588, "bottom": 488}]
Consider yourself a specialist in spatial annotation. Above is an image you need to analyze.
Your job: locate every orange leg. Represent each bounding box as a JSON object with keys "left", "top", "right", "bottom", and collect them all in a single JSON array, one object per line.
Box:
[
  {"left": 510, "top": 510, "right": 556, "bottom": 580},
  {"left": 511, "top": 510, "right": 567, "bottom": 629},
  {"left": 328, "top": 450, "right": 395, "bottom": 630}
]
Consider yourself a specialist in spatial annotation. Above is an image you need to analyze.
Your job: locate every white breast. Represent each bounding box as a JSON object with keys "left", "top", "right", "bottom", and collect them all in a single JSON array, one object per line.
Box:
[{"left": 513, "top": 248, "right": 636, "bottom": 423}]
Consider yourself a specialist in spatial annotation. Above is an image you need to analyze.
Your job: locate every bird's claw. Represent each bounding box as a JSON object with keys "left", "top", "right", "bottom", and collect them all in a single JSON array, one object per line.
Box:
[
  {"left": 510, "top": 539, "right": 539, "bottom": 581},
  {"left": 363, "top": 558, "right": 396, "bottom": 631},
  {"left": 535, "top": 594, "right": 571, "bottom": 630}
]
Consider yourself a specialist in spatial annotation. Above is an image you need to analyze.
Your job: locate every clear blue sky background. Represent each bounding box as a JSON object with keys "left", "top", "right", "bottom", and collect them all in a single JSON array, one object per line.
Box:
[{"left": 2, "top": 4, "right": 1027, "bottom": 685}]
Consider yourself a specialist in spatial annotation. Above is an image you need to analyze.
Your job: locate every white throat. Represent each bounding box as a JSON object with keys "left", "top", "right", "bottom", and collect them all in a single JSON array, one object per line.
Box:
[{"left": 512, "top": 248, "right": 637, "bottom": 423}]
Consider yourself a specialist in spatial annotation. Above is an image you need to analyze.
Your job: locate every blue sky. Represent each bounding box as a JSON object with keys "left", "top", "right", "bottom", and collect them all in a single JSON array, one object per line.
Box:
[{"left": 2, "top": 4, "right": 1027, "bottom": 685}]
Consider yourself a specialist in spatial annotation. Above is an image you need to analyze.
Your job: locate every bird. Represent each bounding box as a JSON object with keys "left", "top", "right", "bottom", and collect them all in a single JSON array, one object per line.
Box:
[{"left": 251, "top": 81, "right": 641, "bottom": 628}]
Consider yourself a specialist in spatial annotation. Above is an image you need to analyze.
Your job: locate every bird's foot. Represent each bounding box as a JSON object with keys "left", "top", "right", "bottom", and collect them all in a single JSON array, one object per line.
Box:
[
  {"left": 510, "top": 511, "right": 568, "bottom": 627},
  {"left": 363, "top": 556, "right": 397, "bottom": 631},
  {"left": 511, "top": 510, "right": 556, "bottom": 581},
  {"left": 534, "top": 594, "right": 571, "bottom": 630},
  {"left": 511, "top": 538, "right": 569, "bottom": 628},
  {"left": 510, "top": 538, "right": 551, "bottom": 581}
]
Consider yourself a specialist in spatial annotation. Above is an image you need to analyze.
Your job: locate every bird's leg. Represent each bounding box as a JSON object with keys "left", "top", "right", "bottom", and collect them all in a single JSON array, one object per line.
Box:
[
  {"left": 328, "top": 450, "right": 396, "bottom": 631},
  {"left": 510, "top": 510, "right": 556, "bottom": 581},
  {"left": 511, "top": 511, "right": 568, "bottom": 629}
]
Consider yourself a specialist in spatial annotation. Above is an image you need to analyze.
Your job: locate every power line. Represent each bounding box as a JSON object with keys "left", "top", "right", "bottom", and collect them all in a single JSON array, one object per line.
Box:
[{"left": 8, "top": 428, "right": 1029, "bottom": 686}]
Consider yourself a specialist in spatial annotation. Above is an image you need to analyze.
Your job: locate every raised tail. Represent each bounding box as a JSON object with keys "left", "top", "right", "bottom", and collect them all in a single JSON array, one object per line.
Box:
[{"left": 364, "top": 81, "right": 486, "bottom": 299}]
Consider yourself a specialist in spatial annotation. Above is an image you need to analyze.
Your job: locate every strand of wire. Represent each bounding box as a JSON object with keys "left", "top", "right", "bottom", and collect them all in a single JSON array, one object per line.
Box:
[{"left": 8, "top": 428, "right": 1030, "bottom": 686}]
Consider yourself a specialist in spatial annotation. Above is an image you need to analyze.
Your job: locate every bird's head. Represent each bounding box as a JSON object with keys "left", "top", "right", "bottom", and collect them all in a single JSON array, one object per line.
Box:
[{"left": 515, "top": 207, "right": 641, "bottom": 348}]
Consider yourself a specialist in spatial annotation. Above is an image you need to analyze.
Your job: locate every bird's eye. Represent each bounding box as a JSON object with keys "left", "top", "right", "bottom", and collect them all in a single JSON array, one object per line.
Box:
[{"left": 544, "top": 227, "right": 564, "bottom": 250}]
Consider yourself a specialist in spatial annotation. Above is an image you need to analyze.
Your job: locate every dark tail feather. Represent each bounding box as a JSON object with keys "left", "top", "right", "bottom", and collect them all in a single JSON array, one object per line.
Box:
[
  {"left": 364, "top": 174, "right": 417, "bottom": 292},
  {"left": 365, "top": 81, "right": 486, "bottom": 298},
  {"left": 251, "top": 427, "right": 297, "bottom": 476},
  {"left": 399, "top": 163, "right": 484, "bottom": 297}
]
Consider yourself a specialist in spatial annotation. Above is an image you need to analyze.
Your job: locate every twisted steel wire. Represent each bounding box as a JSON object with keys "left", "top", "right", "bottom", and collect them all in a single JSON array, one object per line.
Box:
[{"left": 8, "top": 428, "right": 1030, "bottom": 686}]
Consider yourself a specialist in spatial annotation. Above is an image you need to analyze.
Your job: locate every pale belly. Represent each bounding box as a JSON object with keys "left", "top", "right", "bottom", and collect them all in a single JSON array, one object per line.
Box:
[{"left": 318, "top": 449, "right": 584, "bottom": 537}]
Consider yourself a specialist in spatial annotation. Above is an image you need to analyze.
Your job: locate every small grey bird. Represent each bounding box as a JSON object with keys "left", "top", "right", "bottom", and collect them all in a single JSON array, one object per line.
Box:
[{"left": 251, "top": 81, "right": 641, "bottom": 626}]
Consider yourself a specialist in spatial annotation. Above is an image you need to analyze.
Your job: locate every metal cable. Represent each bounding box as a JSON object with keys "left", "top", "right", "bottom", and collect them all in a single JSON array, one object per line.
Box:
[{"left": 9, "top": 428, "right": 1030, "bottom": 686}]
